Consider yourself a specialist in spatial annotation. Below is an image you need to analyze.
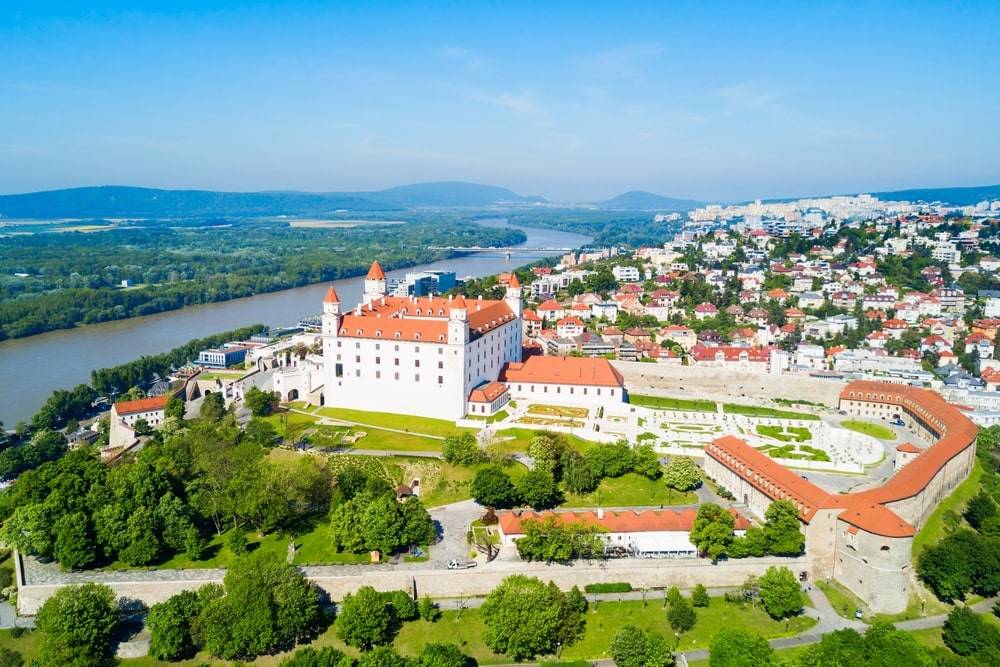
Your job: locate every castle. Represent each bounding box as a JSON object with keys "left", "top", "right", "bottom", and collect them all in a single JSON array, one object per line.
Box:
[{"left": 274, "top": 261, "right": 523, "bottom": 420}]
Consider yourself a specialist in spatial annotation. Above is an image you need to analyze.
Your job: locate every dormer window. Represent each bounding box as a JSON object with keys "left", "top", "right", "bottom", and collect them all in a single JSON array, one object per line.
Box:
[
  {"left": 394, "top": 332, "right": 401, "bottom": 338},
  {"left": 415, "top": 333, "right": 421, "bottom": 340},
  {"left": 375, "top": 330, "right": 382, "bottom": 337}
]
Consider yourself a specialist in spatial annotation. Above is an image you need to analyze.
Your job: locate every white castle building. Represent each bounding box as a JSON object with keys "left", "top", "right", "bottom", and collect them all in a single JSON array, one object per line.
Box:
[{"left": 273, "top": 261, "right": 523, "bottom": 420}]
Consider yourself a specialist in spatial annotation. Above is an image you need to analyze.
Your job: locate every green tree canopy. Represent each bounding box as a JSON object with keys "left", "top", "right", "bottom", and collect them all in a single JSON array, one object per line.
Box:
[
  {"left": 35, "top": 583, "right": 118, "bottom": 667},
  {"left": 480, "top": 575, "right": 583, "bottom": 660},
  {"left": 757, "top": 566, "right": 804, "bottom": 620},
  {"left": 708, "top": 628, "right": 774, "bottom": 667},
  {"left": 662, "top": 457, "right": 702, "bottom": 492}
]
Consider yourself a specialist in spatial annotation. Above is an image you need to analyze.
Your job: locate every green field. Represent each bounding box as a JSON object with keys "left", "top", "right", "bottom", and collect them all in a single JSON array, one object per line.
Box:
[
  {"left": 841, "top": 419, "right": 897, "bottom": 440},
  {"left": 265, "top": 410, "right": 445, "bottom": 452},
  {"left": 561, "top": 472, "right": 696, "bottom": 508},
  {"left": 629, "top": 394, "right": 717, "bottom": 412},
  {"left": 315, "top": 406, "right": 472, "bottom": 438},
  {"left": 723, "top": 404, "right": 820, "bottom": 420}
]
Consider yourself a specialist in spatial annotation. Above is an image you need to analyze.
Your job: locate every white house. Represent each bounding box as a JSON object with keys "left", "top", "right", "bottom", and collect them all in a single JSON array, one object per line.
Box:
[
  {"left": 109, "top": 395, "right": 169, "bottom": 450},
  {"left": 497, "top": 508, "right": 749, "bottom": 558}
]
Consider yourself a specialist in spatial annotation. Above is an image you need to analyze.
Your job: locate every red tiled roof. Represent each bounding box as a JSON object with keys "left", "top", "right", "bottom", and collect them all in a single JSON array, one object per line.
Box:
[
  {"left": 337, "top": 295, "right": 515, "bottom": 342},
  {"left": 508, "top": 273, "right": 521, "bottom": 288},
  {"left": 498, "top": 508, "right": 750, "bottom": 536},
  {"left": 366, "top": 260, "right": 386, "bottom": 280},
  {"left": 469, "top": 382, "right": 508, "bottom": 403},
  {"left": 709, "top": 380, "right": 978, "bottom": 538},
  {"left": 523, "top": 309, "right": 542, "bottom": 322},
  {"left": 538, "top": 299, "right": 563, "bottom": 311},
  {"left": 114, "top": 395, "right": 169, "bottom": 416},
  {"left": 500, "top": 356, "right": 624, "bottom": 388},
  {"left": 690, "top": 344, "right": 771, "bottom": 362},
  {"left": 323, "top": 285, "right": 340, "bottom": 303},
  {"left": 896, "top": 443, "right": 921, "bottom": 453}
]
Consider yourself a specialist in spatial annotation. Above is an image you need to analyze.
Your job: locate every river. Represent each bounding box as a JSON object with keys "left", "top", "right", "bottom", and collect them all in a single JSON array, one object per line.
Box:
[{"left": 0, "top": 220, "right": 591, "bottom": 425}]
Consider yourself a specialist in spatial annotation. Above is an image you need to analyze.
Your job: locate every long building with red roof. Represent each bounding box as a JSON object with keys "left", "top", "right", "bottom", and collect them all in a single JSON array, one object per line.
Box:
[
  {"left": 704, "top": 379, "right": 978, "bottom": 614},
  {"left": 497, "top": 508, "right": 749, "bottom": 557}
]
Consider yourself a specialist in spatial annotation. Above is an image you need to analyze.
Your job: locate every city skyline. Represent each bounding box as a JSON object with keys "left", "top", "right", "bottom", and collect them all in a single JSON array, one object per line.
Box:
[{"left": 2, "top": 1, "right": 999, "bottom": 201}]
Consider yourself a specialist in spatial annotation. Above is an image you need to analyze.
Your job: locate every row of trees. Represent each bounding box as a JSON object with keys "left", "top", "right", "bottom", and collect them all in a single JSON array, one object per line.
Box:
[{"left": 690, "top": 501, "right": 805, "bottom": 562}]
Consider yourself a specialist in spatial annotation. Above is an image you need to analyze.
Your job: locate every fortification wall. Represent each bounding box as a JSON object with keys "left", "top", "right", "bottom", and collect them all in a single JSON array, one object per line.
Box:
[
  {"left": 15, "top": 553, "right": 810, "bottom": 616},
  {"left": 612, "top": 362, "right": 844, "bottom": 407}
]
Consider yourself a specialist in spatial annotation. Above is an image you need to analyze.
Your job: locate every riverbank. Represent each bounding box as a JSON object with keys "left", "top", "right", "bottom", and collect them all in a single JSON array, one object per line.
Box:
[{"left": 0, "top": 221, "right": 591, "bottom": 425}]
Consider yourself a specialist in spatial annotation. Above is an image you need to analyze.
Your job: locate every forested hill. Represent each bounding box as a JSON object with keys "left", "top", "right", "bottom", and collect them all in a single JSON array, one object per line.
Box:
[
  {"left": 0, "top": 182, "right": 544, "bottom": 219},
  {"left": 871, "top": 183, "right": 1000, "bottom": 206},
  {"left": 599, "top": 190, "right": 704, "bottom": 211}
]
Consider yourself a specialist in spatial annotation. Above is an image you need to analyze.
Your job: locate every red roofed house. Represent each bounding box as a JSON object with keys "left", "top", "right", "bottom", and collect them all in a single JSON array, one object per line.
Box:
[
  {"left": 694, "top": 302, "right": 718, "bottom": 320},
  {"left": 109, "top": 395, "right": 169, "bottom": 450},
  {"left": 522, "top": 309, "right": 542, "bottom": 337},
  {"left": 467, "top": 381, "right": 510, "bottom": 417},
  {"left": 497, "top": 508, "right": 748, "bottom": 557},
  {"left": 688, "top": 344, "right": 772, "bottom": 371},
  {"left": 500, "top": 355, "right": 625, "bottom": 409},
  {"left": 537, "top": 299, "right": 565, "bottom": 321},
  {"left": 556, "top": 316, "right": 585, "bottom": 338}
]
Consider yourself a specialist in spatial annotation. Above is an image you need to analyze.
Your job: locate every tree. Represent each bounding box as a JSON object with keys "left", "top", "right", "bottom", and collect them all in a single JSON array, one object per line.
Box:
[
  {"left": 964, "top": 491, "right": 998, "bottom": 530},
  {"left": 692, "top": 584, "right": 710, "bottom": 608},
  {"left": 527, "top": 432, "right": 567, "bottom": 478},
  {"left": 480, "top": 575, "right": 581, "bottom": 660},
  {"left": 568, "top": 585, "right": 588, "bottom": 614},
  {"left": 763, "top": 500, "right": 804, "bottom": 556},
  {"left": 244, "top": 418, "right": 278, "bottom": 447},
  {"left": 632, "top": 445, "right": 662, "bottom": 479},
  {"left": 561, "top": 450, "right": 597, "bottom": 494},
  {"left": 199, "top": 393, "right": 226, "bottom": 422},
  {"left": 53, "top": 512, "right": 96, "bottom": 570},
  {"left": 226, "top": 529, "right": 249, "bottom": 555},
  {"left": 243, "top": 386, "right": 277, "bottom": 417},
  {"left": 418, "top": 596, "right": 441, "bottom": 622},
  {"left": 708, "top": 628, "right": 774, "bottom": 667},
  {"left": 663, "top": 457, "right": 701, "bottom": 492},
  {"left": 357, "top": 646, "right": 408, "bottom": 667},
  {"left": 730, "top": 526, "right": 766, "bottom": 558},
  {"left": 917, "top": 529, "right": 981, "bottom": 601},
  {"left": 196, "top": 554, "right": 321, "bottom": 659},
  {"left": 798, "top": 623, "right": 934, "bottom": 666},
  {"left": 280, "top": 646, "right": 352, "bottom": 666},
  {"left": 586, "top": 442, "right": 634, "bottom": 478},
  {"left": 336, "top": 586, "right": 394, "bottom": 649},
  {"left": 757, "top": 566, "right": 803, "bottom": 620},
  {"left": 517, "top": 470, "right": 562, "bottom": 510},
  {"left": 400, "top": 496, "right": 437, "bottom": 547},
  {"left": 942, "top": 606, "right": 1000, "bottom": 658},
  {"left": 442, "top": 432, "right": 486, "bottom": 466},
  {"left": 119, "top": 506, "right": 161, "bottom": 566},
  {"left": 147, "top": 589, "right": 210, "bottom": 661},
  {"left": 667, "top": 597, "right": 696, "bottom": 633},
  {"left": 0, "top": 648, "right": 22, "bottom": 667},
  {"left": 35, "top": 583, "right": 118, "bottom": 667},
  {"left": 515, "top": 517, "right": 606, "bottom": 562},
  {"left": 609, "top": 625, "right": 674, "bottom": 667},
  {"left": 164, "top": 395, "right": 185, "bottom": 421},
  {"left": 689, "top": 503, "right": 735, "bottom": 561},
  {"left": 471, "top": 466, "right": 520, "bottom": 509},
  {"left": 416, "top": 643, "right": 474, "bottom": 667}
]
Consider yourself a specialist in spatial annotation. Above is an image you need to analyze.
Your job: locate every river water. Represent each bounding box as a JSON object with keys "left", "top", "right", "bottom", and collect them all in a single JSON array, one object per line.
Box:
[{"left": 0, "top": 221, "right": 591, "bottom": 425}]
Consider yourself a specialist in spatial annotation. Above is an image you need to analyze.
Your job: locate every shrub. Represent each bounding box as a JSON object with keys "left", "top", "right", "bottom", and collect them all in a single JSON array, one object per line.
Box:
[{"left": 584, "top": 582, "right": 631, "bottom": 594}]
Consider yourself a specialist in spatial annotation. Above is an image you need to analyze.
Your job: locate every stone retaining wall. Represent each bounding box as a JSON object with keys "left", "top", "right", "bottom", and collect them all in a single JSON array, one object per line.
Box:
[
  {"left": 613, "top": 362, "right": 845, "bottom": 407},
  {"left": 15, "top": 552, "right": 809, "bottom": 616}
]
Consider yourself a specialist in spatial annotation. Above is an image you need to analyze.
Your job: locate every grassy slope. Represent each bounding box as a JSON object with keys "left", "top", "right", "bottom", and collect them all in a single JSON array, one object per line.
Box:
[
  {"left": 911, "top": 458, "right": 984, "bottom": 560},
  {"left": 629, "top": 394, "right": 717, "bottom": 412}
]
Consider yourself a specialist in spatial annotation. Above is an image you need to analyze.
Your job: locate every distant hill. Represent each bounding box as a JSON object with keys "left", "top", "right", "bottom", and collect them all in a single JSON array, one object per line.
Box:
[
  {"left": 871, "top": 183, "right": 1000, "bottom": 206},
  {"left": 0, "top": 182, "right": 545, "bottom": 219},
  {"left": 599, "top": 190, "right": 703, "bottom": 211},
  {"left": 366, "top": 181, "right": 544, "bottom": 207}
]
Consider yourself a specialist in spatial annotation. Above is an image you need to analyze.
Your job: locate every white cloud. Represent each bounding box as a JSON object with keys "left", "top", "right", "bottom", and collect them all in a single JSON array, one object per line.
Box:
[
  {"left": 582, "top": 42, "right": 664, "bottom": 82},
  {"left": 714, "top": 81, "right": 785, "bottom": 111},
  {"left": 466, "top": 90, "right": 545, "bottom": 118},
  {"left": 438, "top": 46, "right": 487, "bottom": 71}
]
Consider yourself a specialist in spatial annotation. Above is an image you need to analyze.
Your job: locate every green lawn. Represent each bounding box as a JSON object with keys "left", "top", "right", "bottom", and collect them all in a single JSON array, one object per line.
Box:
[
  {"left": 347, "top": 428, "right": 444, "bottom": 452},
  {"left": 757, "top": 425, "right": 812, "bottom": 442},
  {"left": 841, "top": 419, "right": 897, "bottom": 440},
  {"left": 0, "top": 629, "right": 43, "bottom": 665},
  {"left": 816, "top": 579, "right": 866, "bottom": 619},
  {"left": 723, "top": 404, "right": 820, "bottom": 420},
  {"left": 492, "top": 428, "right": 594, "bottom": 455},
  {"left": 393, "top": 598, "right": 815, "bottom": 664},
  {"left": 315, "top": 406, "right": 472, "bottom": 438},
  {"left": 629, "top": 394, "right": 717, "bottom": 412},
  {"left": 912, "top": 459, "right": 984, "bottom": 561},
  {"left": 104, "top": 516, "right": 371, "bottom": 571},
  {"left": 561, "top": 472, "right": 696, "bottom": 508}
]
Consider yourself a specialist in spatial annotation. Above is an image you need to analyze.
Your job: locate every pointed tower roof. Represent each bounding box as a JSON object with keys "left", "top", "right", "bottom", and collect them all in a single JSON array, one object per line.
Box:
[
  {"left": 508, "top": 273, "right": 521, "bottom": 289},
  {"left": 452, "top": 294, "right": 468, "bottom": 309},
  {"left": 366, "top": 260, "right": 386, "bottom": 280},
  {"left": 323, "top": 285, "right": 340, "bottom": 303}
]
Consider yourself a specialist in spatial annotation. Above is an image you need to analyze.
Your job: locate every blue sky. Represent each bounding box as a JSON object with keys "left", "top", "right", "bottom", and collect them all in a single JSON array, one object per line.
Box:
[{"left": 1, "top": 1, "right": 999, "bottom": 201}]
